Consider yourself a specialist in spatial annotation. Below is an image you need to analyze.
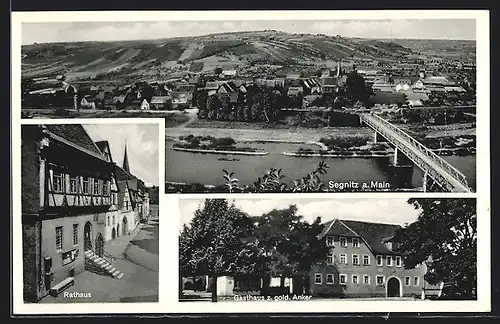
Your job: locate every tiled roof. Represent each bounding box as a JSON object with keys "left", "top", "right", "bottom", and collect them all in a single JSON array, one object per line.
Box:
[
  {"left": 94, "top": 140, "right": 108, "bottom": 154},
  {"left": 302, "top": 79, "right": 321, "bottom": 88},
  {"left": 114, "top": 164, "right": 148, "bottom": 192},
  {"left": 405, "top": 92, "right": 429, "bottom": 102},
  {"left": 115, "top": 164, "right": 136, "bottom": 182},
  {"left": 205, "top": 82, "right": 220, "bottom": 90},
  {"left": 45, "top": 124, "right": 103, "bottom": 157},
  {"left": 151, "top": 96, "right": 171, "bottom": 104},
  {"left": 321, "top": 77, "right": 339, "bottom": 86},
  {"left": 319, "top": 219, "right": 401, "bottom": 254}
]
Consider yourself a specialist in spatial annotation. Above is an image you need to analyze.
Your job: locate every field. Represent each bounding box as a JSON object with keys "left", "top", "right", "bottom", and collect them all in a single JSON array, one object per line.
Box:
[{"left": 23, "top": 32, "right": 458, "bottom": 80}]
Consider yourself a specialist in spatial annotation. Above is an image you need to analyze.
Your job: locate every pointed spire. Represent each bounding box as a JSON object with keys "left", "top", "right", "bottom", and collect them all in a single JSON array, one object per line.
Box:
[{"left": 123, "top": 139, "right": 131, "bottom": 173}]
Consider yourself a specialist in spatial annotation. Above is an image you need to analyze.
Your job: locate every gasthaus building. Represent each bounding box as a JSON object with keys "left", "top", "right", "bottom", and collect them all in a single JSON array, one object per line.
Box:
[
  {"left": 200, "top": 219, "right": 442, "bottom": 299},
  {"left": 310, "top": 219, "right": 442, "bottom": 298},
  {"left": 21, "top": 124, "right": 120, "bottom": 302}
]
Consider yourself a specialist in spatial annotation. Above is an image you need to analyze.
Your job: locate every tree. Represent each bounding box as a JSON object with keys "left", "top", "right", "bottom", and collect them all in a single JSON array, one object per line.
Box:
[
  {"left": 219, "top": 95, "right": 232, "bottom": 121},
  {"left": 179, "top": 199, "right": 265, "bottom": 302},
  {"left": 344, "top": 71, "right": 373, "bottom": 107},
  {"left": 196, "top": 90, "right": 208, "bottom": 119},
  {"left": 214, "top": 67, "right": 223, "bottom": 76},
  {"left": 206, "top": 95, "right": 221, "bottom": 120},
  {"left": 393, "top": 198, "right": 477, "bottom": 299},
  {"left": 254, "top": 205, "right": 328, "bottom": 292}
]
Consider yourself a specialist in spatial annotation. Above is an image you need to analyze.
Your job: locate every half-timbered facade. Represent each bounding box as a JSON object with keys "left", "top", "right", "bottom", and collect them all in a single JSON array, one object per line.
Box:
[
  {"left": 117, "top": 180, "right": 135, "bottom": 237},
  {"left": 94, "top": 140, "right": 121, "bottom": 241},
  {"left": 21, "top": 124, "right": 117, "bottom": 302}
]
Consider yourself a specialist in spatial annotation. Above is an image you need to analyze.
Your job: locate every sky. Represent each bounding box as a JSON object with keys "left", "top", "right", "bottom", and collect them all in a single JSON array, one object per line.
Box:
[
  {"left": 21, "top": 19, "right": 476, "bottom": 45},
  {"left": 179, "top": 198, "right": 422, "bottom": 228},
  {"left": 83, "top": 123, "right": 159, "bottom": 187}
]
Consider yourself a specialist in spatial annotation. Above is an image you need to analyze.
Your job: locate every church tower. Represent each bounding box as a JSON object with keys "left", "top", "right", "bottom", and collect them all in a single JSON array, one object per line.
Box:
[{"left": 123, "top": 140, "right": 131, "bottom": 173}]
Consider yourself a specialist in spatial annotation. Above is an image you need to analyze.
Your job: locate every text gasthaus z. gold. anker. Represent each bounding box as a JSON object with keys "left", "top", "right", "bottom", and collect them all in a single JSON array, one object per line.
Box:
[{"left": 233, "top": 294, "right": 313, "bottom": 301}]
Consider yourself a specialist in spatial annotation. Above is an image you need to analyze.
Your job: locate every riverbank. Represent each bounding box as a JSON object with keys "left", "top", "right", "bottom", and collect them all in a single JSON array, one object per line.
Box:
[
  {"left": 282, "top": 151, "right": 393, "bottom": 158},
  {"left": 166, "top": 127, "right": 374, "bottom": 143},
  {"left": 172, "top": 146, "right": 269, "bottom": 156}
]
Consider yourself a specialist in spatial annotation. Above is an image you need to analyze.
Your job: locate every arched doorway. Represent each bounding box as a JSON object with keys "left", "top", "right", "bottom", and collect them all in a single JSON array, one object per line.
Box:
[
  {"left": 122, "top": 217, "right": 128, "bottom": 236},
  {"left": 387, "top": 277, "right": 402, "bottom": 297},
  {"left": 112, "top": 227, "right": 116, "bottom": 239},
  {"left": 117, "top": 224, "right": 120, "bottom": 237},
  {"left": 84, "top": 222, "right": 92, "bottom": 250},
  {"left": 95, "top": 233, "right": 104, "bottom": 257}
]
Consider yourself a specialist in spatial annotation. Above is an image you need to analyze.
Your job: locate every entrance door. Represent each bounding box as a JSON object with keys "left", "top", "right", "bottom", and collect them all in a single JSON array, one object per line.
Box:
[
  {"left": 387, "top": 277, "right": 401, "bottom": 297},
  {"left": 122, "top": 217, "right": 128, "bottom": 236},
  {"left": 112, "top": 227, "right": 116, "bottom": 239},
  {"left": 117, "top": 224, "right": 120, "bottom": 237},
  {"left": 95, "top": 233, "right": 104, "bottom": 257},
  {"left": 84, "top": 222, "right": 92, "bottom": 250}
]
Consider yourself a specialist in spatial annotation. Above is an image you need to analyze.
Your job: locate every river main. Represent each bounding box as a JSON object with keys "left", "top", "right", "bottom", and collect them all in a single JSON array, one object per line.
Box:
[{"left": 165, "top": 138, "right": 476, "bottom": 192}]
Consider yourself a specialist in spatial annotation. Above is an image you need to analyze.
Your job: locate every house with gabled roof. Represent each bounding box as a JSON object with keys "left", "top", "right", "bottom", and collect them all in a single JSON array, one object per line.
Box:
[
  {"left": 217, "top": 82, "right": 239, "bottom": 103},
  {"left": 21, "top": 124, "right": 123, "bottom": 302},
  {"left": 310, "top": 219, "right": 441, "bottom": 298},
  {"left": 94, "top": 140, "right": 121, "bottom": 241},
  {"left": 114, "top": 142, "right": 150, "bottom": 225}
]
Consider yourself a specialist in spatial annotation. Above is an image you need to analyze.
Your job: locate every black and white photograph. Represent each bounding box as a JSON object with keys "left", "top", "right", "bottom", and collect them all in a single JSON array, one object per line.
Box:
[
  {"left": 11, "top": 9, "right": 490, "bottom": 315},
  {"left": 18, "top": 18, "right": 479, "bottom": 193},
  {"left": 179, "top": 197, "right": 477, "bottom": 302},
  {"left": 20, "top": 122, "right": 160, "bottom": 303}
]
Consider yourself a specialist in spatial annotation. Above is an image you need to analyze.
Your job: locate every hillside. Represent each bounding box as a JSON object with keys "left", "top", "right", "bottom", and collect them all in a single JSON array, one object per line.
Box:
[{"left": 20, "top": 30, "right": 471, "bottom": 81}]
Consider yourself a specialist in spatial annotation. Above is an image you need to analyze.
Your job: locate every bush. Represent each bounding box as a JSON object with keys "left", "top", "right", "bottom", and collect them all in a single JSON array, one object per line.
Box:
[{"left": 211, "top": 137, "right": 236, "bottom": 147}]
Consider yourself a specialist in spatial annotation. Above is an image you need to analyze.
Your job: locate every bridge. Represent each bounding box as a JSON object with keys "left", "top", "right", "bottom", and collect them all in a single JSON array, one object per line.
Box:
[{"left": 359, "top": 113, "right": 472, "bottom": 193}]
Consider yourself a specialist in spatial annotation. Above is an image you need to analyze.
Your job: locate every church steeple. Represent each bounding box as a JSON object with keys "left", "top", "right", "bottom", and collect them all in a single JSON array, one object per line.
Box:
[{"left": 123, "top": 140, "right": 130, "bottom": 173}]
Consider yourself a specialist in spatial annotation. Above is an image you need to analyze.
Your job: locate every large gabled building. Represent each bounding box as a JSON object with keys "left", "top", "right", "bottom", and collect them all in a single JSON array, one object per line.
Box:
[
  {"left": 310, "top": 219, "right": 441, "bottom": 298},
  {"left": 21, "top": 124, "right": 119, "bottom": 302}
]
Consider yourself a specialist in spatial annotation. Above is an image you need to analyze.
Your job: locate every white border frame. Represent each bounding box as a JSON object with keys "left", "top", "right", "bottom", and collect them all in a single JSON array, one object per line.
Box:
[{"left": 11, "top": 9, "right": 490, "bottom": 314}]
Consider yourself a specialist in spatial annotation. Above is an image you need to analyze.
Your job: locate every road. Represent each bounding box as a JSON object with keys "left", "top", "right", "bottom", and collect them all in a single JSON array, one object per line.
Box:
[{"left": 40, "top": 221, "right": 159, "bottom": 303}]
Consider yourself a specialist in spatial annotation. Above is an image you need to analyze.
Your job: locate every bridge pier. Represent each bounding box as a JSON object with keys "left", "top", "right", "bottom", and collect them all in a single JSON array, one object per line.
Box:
[
  {"left": 372, "top": 131, "right": 387, "bottom": 144},
  {"left": 389, "top": 147, "right": 414, "bottom": 189}
]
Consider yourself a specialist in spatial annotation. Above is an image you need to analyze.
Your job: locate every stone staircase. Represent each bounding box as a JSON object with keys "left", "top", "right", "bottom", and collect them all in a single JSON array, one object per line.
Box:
[{"left": 84, "top": 250, "right": 124, "bottom": 279}]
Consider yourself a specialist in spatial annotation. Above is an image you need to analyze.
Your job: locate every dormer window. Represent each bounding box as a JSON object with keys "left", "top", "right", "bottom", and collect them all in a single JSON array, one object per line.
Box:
[
  {"left": 340, "top": 237, "right": 347, "bottom": 247},
  {"left": 326, "top": 236, "right": 334, "bottom": 247}
]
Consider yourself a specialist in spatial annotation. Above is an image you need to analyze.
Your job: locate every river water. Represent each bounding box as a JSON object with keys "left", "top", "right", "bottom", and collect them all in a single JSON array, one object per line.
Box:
[{"left": 165, "top": 139, "right": 476, "bottom": 192}]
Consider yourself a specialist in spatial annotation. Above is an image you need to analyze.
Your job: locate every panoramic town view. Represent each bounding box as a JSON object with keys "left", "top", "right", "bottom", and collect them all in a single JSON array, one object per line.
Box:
[
  {"left": 20, "top": 19, "right": 477, "bottom": 194},
  {"left": 179, "top": 197, "right": 477, "bottom": 302},
  {"left": 21, "top": 123, "right": 160, "bottom": 303}
]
